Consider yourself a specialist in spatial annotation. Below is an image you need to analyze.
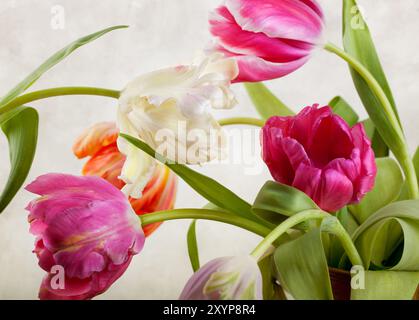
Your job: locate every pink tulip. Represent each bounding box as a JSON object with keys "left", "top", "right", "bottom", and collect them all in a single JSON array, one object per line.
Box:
[
  {"left": 26, "top": 173, "right": 145, "bottom": 300},
  {"left": 209, "top": 0, "right": 324, "bottom": 82},
  {"left": 261, "top": 105, "right": 377, "bottom": 212},
  {"left": 179, "top": 256, "right": 262, "bottom": 300}
]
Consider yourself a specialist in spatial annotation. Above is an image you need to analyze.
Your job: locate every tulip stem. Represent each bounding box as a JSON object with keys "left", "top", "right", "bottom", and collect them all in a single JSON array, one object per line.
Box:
[
  {"left": 324, "top": 42, "right": 418, "bottom": 199},
  {"left": 140, "top": 209, "right": 272, "bottom": 238},
  {"left": 218, "top": 117, "right": 265, "bottom": 127},
  {"left": 249, "top": 210, "right": 364, "bottom": 268},
  {"left": 250, "top": 210, "right": 329, "bottom": 261},
  {"left": 0, "top": 86, "right": 120, "bottom": 115}
]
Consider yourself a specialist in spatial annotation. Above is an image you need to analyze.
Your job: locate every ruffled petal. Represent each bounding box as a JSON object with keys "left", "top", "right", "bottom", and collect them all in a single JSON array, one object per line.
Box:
[
  {"left": 217, "top": 44, "right": 309, "bottom": 82},
  {"left": 82, "top": 144, "right": 126, "bottom": 190},
  {"left": 210, "top": 6, "right": 312, "bottom": 64},
  {"left": 225, "top": 0, "right": 324, "bottom": 43},
  {"left": 350, "top": 124, "right": 377, "bottom": 201},
  {"left": 73, "top": 122, "right": 119, "bottom": 159}
]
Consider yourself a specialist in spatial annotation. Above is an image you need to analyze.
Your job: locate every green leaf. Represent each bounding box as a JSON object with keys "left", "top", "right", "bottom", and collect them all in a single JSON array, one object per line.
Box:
[
  {"left": 0, "top": 106, "right": 39, "bottom": 213},
  {"left": 329, "top": 96, "right": 359, "bottom": 126},
  {"left": 349, "top": 158, "right": 404, "bottom": 224},
  {"left": 244, "top": 83, "right": 294, "bottom": 120},
  {"left": 121, "top": 134, "right": 263, "bottom": 225},
  {"left": 414, "top": 147, "right": 419, "bottom": 182},
  {"left": 187, "top": 220, "right": 200, "bottom": 272},
  {"left": 258, "top": 253, "right": 287, "bottom": 300},
  {"left": 0, "top": 25, "right": 127, "bottom": 107},
  {"left": 352, "top": 200, "right": 419, "bottom": 271},
  {"left": 252, "top": 181, "right": 318, "bottom": 225},
  {"left": 360, "top": 119, "right": 388, "bottom": 157},
  {"left": 351, "top": 271, "right": 419, "bottom": 300},
  {"left": 274, "top": 227, "right": 334, "bottom": 300},
  {"left": 343, "top": 0, "right": 401, "bottom": 157}
]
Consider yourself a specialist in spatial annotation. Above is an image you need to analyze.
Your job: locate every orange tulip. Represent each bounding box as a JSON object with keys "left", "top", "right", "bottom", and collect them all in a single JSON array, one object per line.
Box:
[{"left": 73, "top": 122, "right": 177, "bottom": 236}]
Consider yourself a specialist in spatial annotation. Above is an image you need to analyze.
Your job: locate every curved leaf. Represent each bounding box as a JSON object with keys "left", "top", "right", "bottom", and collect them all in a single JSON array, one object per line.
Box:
[
  {"left": 329, "top": 96, "right": 359, "bottom": 126},
  {"left": 0, "top": 25, "right": 127, "bottom": 107},
  {"left": 349, "top": 158, "right": 404, "bottom": 224},
  {"left": 0, "top": 106, "right": 39, "bottom": 213},
  {"left": 187, "top": 220, "right": 200, "bottom": 272},
  {"left": 351, "top": 271, "right": 419, "bottom": 300},
  {"left": 120, "top": 134, "right": 265, "bottom": 225},
  {"left": 352, "top": 200, "right": 419, "bottom": 271},
  {"left": 244, "top": 83, "right": 294, "bottom": 119},
  {"left": 252, "top": 181, "right": 318, "bottom": 225}
]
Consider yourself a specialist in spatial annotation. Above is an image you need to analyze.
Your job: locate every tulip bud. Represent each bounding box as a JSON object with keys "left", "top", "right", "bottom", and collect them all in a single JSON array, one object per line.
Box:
[
  {"left": 180, "top": 256, "right": 263, "bottom": 300},
  {"left": 261, "top": 105, "right": 377, "bottom": 212},
  {"left": 209, "top": 0, "right": 324, "bottom": 82},
  {"left": 26, "top": 173, "right": 145, "bottom": 300}
]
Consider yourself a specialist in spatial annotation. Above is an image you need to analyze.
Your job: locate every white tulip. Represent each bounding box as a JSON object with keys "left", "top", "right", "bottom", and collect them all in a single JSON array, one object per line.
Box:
[{"left": 117, "top": 54, "right": 238, "bottom": 198}]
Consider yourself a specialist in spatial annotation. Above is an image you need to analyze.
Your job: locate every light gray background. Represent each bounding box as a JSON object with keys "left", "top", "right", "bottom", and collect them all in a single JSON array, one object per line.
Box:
[{"left": 0, "top": 0, "right": 418, "bottom": 299}]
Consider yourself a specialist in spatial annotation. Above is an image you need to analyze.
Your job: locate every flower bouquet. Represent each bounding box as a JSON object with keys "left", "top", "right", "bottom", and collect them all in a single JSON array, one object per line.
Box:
[{"left": 0, "top": 0, "right": 418, "bottom": 300}]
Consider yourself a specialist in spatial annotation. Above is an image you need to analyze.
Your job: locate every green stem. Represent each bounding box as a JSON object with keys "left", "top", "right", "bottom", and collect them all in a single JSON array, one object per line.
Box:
[
  {"left": 218, "top": 117, "right": 265, "bottom": 127},
  {"left": 141, "top": 209, "right": 272, "bottom": 238},
  {"left": 250, "top": 210, "right": 364, "bottom": 267},
  {"left": 324, "top": 42, "right": 418, "bottom": 199},
  {"left": 250, "top": 210, "right": 329, "bottom": 260},
  {"left": 0, "top": 87, "right": 120, "bottom": 115},
  {"left": 321, "top": 216, "right": 364, "bottom": 268}
]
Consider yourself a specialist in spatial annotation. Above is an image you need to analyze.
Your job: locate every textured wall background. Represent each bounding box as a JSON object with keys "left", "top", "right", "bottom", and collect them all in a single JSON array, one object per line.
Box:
[{"left": 0, "top": 0, "right": 418, "bottom": 299}]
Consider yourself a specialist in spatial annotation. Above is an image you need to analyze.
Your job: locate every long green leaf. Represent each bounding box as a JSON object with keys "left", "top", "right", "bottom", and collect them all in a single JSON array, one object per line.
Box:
[
  {"left": 329, "top": 96, "right": 359, "bottom": 126},
  {"left": 0, "top": 106, "right": 39, "bottom": 213},
  {"left": 274, "top": 227, "right": 334, "bottom": 300},
  {"left": 0, "top": 25, "right": 127, "bottom": 107},
  {"left": 349, "top": 158, "right": 404, "bottom": 224},
  {"left": 414, "top": 147, "right": 419, "bottom": 182},
  {"left": 121, "top": 134, "right": 262, "bottom": 224},
  {"left": 187, "top": 220, "right": 200, "bottom": 272},
  {"left": 343, "top": 0, "right": 401, "bottom": 156},
  {"left": 351, "top": 271, "right": 419, "bottom": 300},
  {"left": 244, "top": 83, "right": 294, "bottom": 119}
]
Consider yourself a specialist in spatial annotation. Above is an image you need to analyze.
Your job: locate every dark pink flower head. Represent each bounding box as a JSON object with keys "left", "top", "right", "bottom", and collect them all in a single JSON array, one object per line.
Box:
[
  {"left": 262, "top": 105, "right": 377, "bottom": 212},
  {"left": 209, "top": 0, "right": 324, "bottom": 82},
  {"left": 25, "top": 173, "right": 145, "bottom": 300}
]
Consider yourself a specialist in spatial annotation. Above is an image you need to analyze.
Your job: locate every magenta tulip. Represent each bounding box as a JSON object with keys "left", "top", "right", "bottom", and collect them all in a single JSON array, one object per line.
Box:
[
  {"left": 26, "top": 173, "right": 145, "bottom": 300},
  {"left": 179, "top": 256, "right": 262, "bottom": 300},
  {"left": 261, "top": 105, "right": 377, "bottom": 212},
  {"left": 209, "top": 0, "right": 324, "bottom": 82}
]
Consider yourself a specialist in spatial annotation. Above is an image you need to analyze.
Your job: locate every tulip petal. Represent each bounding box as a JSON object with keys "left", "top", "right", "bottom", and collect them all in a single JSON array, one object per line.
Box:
[
  {"left": 308, "top": 114, "right": 354, "bottom": 167},
  {"left": 316, "top": 169, "right": 354, "bottom": 212},
  {"left": 73, "top": 122, "right": 119, "bottom": 159},
  {"left": 82, "top": 144, "right": 126, "bottom": 190},
  {"left": 210, "top": 6, "right": 312, "bottom": 64},
  {"left": 218, "top": 44, "right": 309, "bottom": 82},
  {"left": 226, "top": 0, "right": 324, "bottom": 43},
  {"left": 293, "top": 163, "right": 322, "bottom": 200},
  {"left": 351, "top": 124, "right": 377, "bottom": 201}
]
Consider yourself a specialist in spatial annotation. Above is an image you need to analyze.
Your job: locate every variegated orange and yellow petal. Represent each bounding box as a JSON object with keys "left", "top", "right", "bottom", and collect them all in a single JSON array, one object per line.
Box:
[{"left": 73, "top": 122, "right": 119, "bottom": 159}]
